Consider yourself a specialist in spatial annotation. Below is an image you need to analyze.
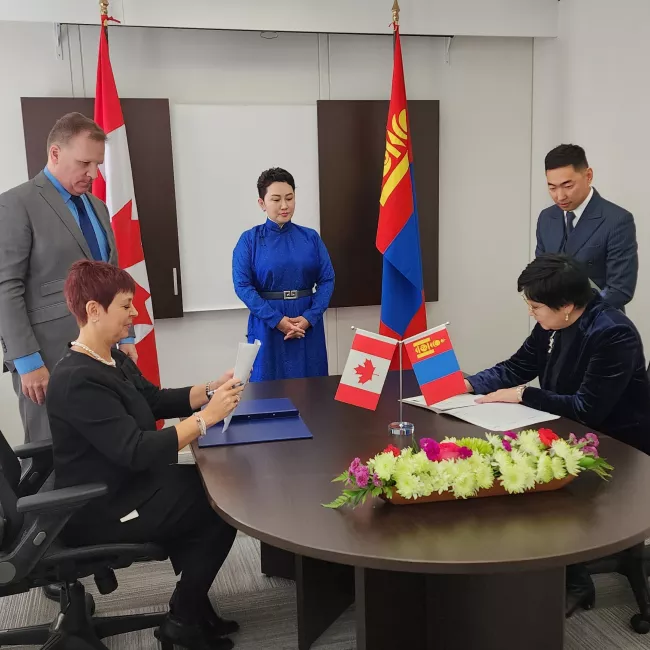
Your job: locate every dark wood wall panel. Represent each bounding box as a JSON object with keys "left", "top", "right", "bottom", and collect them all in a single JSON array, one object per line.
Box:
[
  {"left": 317, "top": 100, "right": 439, "bottom": 309},
  {"left": 20, "top": 97, "right": 183, "bottom": 319}
]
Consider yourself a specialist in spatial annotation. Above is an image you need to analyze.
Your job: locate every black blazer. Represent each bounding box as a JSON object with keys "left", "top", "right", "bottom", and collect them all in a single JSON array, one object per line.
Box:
[
  {"left": 467, "top": 295, "right": 650, "bottom": 454},
  {"left": 47, "top": 349, "right": 194, "bottom": 523}
]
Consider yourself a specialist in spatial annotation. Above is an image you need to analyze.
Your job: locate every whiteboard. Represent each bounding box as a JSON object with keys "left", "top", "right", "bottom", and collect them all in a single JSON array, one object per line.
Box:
[{"left": 170, "top": 104, "right": 320, "bottom": 312}]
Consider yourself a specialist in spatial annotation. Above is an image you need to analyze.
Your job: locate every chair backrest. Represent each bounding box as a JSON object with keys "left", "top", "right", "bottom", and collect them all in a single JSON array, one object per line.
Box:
[{"left": 0, "top": 430, "right": 21, "bottom": 492}]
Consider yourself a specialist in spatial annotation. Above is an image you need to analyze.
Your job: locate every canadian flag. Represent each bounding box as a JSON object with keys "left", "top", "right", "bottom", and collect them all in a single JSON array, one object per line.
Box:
[
  {"left": 335, "top": 329, "right": 398, "bottom": 411},
  {"left": 92, "top": 20, "right": 161, "bottom": 388}
]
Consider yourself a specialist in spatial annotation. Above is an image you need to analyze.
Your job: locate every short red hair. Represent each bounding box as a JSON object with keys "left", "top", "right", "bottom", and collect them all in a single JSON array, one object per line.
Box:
[{"left": 65, "top": 260, "right": 136, "bottom": 326}]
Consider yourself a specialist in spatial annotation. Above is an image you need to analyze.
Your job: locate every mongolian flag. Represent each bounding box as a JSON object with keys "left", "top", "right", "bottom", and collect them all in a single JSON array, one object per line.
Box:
[{"left": 376, "top": 22, "right": 427, "bottom": 370}]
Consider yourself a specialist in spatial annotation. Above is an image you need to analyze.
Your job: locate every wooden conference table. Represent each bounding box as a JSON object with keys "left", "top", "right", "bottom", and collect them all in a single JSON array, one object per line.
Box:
[{"left": 193, "top": 372, "right": 650, "bottom": 650}]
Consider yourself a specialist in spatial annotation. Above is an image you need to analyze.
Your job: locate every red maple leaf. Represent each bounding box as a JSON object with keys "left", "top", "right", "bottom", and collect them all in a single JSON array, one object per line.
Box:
[{"left": 355, "top": 359, "right": 377, "bottom": 384}]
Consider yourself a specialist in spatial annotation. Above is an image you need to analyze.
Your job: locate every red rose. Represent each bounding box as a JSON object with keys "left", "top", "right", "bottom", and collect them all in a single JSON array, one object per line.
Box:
[
  {"left": 383, "top": 444, "right": 401, "bottom": 457},
  {"left": 538, "top": 428, "right": 560, "bottom": 446}
]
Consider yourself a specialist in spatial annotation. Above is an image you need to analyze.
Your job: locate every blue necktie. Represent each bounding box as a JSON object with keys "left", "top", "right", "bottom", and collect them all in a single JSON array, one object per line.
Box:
[
  {"left": 71, "top": 195, "right": 102, "bottom": 261},
  {"left": 566, "top": 211, "right": 576, "bottom": 236}
]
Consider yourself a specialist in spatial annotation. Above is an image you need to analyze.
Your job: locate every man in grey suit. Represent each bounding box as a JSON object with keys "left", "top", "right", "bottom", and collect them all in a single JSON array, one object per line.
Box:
[
  {"left": 0, "top": 112, "right": 137, "bottom": 443},
  {"left": 536, "top": 144, "right": 638, "bottom": 310}
]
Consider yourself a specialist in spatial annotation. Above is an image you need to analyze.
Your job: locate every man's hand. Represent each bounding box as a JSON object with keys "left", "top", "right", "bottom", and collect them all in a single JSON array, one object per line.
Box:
[
  {"left": 288, "top": 316, "right": 311, "bottom": 331},
  {"left": 277, "top": 316, "right": 305, "bottom": 341},
  {"left": 21, "top": 366, "right": 50, "bottom": 405},
  {"left": 120, "top": 343, "right": 138, "bottom": 363}
]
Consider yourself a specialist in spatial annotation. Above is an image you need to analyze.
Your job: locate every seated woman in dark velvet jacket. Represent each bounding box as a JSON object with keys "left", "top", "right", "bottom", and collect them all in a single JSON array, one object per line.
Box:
[
  {"left": 47, "top": 260, "right": 245, "bottom": 650},
  {"left": 465, "top": 254, "right": 650, "bottom": 618},
  {"left": 465, "top": 254, "right": 650, "bottom": 456}
]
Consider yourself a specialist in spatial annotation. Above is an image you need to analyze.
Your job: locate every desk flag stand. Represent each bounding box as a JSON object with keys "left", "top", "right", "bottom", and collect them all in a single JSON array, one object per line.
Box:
[{"left": 388, "top": 340, "right": 415, "bottom": 440}]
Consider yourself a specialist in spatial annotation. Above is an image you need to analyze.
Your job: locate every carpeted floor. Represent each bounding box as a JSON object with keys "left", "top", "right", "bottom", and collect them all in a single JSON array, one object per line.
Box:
[{"left": 0, "top": 532, "right": 647, "bottom": 649}]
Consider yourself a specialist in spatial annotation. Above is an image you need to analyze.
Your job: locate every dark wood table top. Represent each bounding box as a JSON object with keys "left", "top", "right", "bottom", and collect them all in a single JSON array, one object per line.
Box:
[{"left": 194, "top": 372, "right": 650, "bottom": 574}]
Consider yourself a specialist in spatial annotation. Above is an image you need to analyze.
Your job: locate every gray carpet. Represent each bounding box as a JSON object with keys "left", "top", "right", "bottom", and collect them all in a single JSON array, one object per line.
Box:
[{"left": 0, "top": 532, "right": 647, "bottom": 649}]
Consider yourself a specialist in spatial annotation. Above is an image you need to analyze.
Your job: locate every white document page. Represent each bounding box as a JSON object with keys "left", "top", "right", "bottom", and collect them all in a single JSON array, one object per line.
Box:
[
  {"left": 222, "top": 339, "right": 261, "bottom": 433},
  {"left": 401, "top": 395, "right": 559, "bottom": 431}
]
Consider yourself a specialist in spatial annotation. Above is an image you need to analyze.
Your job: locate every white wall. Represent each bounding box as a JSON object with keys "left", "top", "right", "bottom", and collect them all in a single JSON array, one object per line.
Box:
[
  {"left": 0, "top": 0, "right": 558, "bottom": 37},
  {"left": 0, "top": 21, "right": 535, "bottom": 443}
]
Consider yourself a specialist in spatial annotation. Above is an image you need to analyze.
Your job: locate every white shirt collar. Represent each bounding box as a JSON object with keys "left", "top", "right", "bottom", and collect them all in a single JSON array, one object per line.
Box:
[{"left": 565, "top": 187, "right": 594, "bottom": 226}]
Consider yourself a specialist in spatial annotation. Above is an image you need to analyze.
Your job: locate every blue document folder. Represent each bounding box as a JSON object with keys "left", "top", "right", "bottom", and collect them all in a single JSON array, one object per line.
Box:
[{"left": 198, "top": 398, "right": 312, "bottom": 448}]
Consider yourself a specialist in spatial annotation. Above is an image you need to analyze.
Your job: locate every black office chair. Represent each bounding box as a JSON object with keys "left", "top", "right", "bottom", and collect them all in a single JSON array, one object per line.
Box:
[{"left": 0, "top": 432, "right": 170, "bottom": 649}]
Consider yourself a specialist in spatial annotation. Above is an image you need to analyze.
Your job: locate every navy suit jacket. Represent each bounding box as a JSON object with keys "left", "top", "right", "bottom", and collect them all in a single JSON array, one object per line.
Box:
[
  {"left": 467, "top": 295, "right": 650, "bottom": 455},
  {"left": 535, "top": 189, "right": 638, "bottom": 309}
]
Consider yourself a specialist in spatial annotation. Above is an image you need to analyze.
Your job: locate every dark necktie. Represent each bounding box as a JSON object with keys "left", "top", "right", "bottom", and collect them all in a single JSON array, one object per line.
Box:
[
  {"left": 566, "top": 211, "right": 576, "bottom": 236},
  {"left": 71, "top": 195, "right": 103, "bottom": 261}
]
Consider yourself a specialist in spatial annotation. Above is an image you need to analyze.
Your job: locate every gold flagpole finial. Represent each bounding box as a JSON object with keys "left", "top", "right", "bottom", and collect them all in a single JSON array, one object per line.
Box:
[
  {"left": 392, "top": 0, "right": 400, "bottom": 26},
  {"left": 99, "top": 0, "right": 109, "bottom": 28}
]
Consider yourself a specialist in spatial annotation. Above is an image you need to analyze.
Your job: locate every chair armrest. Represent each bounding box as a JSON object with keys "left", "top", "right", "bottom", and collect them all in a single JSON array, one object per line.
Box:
[
  {"left": 16, "top": 483, "right": 108, "bottom": 514},
  {"left": 13, "top": 439, "right": 53, "bottom": 459}
]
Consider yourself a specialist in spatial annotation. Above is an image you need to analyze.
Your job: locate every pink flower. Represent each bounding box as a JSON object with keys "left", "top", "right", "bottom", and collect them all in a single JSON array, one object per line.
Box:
[
  {"left": 354, "top": 465, "right": 370, "bottom": 488},
  {"left": 502, "top": 439, "right": 513, "bottom": 452},
  {"left": 568, "top": 433, "right": 578, "bottom": 445},
  {"left": 372, "top": 473, "right": 382, "bottom": 487},
  {"left": 420, "top": 438, "right": 441, "bottom": 461},
  {"left": 458, "top": 446, "right": 473, "bottom": 459},
  {"left": 582, "top": 445, "right": 599, "bottom": 458},
  {"left": 438, "top": 442, "right": 466, "bottom": 460},
  {"left": 504, "top": 431, "right": 518, "bottom": 440},
  {"left": 585, "top": 433, "right": 600, "bottom": 447},
  {"left": 349, "top": 458, "right": 361, "bottom": 474}
]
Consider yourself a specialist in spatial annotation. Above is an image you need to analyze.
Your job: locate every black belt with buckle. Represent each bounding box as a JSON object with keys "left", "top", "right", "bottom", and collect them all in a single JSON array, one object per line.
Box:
[{"left": 259, "top": 289, "right": 312, "bottom": 300}]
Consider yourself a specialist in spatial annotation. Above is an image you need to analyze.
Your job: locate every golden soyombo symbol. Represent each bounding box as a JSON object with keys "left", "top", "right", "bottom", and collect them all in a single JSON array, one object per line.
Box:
[
  {"left": 380, "top": 108, "right": 409, "bottom": 206},
  {"left": 411, "top": 337, "right": 447, "bottom": 360}
]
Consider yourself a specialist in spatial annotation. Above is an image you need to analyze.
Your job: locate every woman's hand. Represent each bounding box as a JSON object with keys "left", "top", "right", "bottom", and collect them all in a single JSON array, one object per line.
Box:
[
  {"left": 277, "top": 316, "right": 305, "bottom": 341},
  {"left": 288, "top": 316, "right": 311, "bottom": 331},
  {"left": 475, "top": 388, "right": 522, "bottom": 404},
  {"left": 208, "top": 369, "right": 234, "bottom": 392},
  {"left": 202, "top": 378, "right": 245, "bottom": 426}
]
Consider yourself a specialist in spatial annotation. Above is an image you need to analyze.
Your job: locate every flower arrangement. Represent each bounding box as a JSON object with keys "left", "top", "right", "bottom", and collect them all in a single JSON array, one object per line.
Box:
[{"left": 323, "top": 428, "right": 613, "bottom": 509}]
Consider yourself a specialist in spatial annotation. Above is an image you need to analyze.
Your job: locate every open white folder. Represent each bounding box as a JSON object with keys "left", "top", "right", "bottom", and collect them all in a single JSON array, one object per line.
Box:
[
  {"left": 222, "top": 339, "right": 261, "bottom": 433},
  {"left": 401, "top": 394, "right": 559, "bottom": 431}
]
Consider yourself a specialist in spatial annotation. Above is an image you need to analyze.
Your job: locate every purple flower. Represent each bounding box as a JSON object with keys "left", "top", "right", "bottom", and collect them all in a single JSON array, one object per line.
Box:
[
  {"left": 458, "top": 446, "right": 473, "bottom": 459},
  {"left": 504, "top": 431, "right": 519, "bottom": 440},
  {"left": 354, "top": 465, "right": 370, "bottom": 488},
  {"left": 372, "top": 473, "right": 382, "bottom": 487},
  {"left": 502, "top": 439, "right": 513, "bottom": 452},
  {"left": 568, "top": 433, "right": 578, "bottom": 445},
  {"left": 420, "top": 438, "right": 441, "bottom": 462},
  {"left": 585, "top": 433, "right": 599, "bottom": 447},
  {"left": 582, "top": 445, "right": 599, "bottom": 458},
  {"left": 349, "top": 457, "right": 361, "bottom": 474}
]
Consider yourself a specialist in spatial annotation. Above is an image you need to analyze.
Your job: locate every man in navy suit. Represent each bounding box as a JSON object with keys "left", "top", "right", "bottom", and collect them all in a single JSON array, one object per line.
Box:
[{"left": 536, "top": 144, "right": 638, "bottom": 310}]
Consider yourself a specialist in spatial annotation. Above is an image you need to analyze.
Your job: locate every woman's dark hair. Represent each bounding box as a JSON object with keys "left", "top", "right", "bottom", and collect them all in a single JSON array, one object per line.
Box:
[
  {"left": 517, "top": 254, "right": 594, "bottom": 310},
  {"left": 257, "top": 167, "right": 295, "bottom": 199},
  {"left": 65, "top": 260, "right": 136, "bottom": 326},
  {"left": 544, "top": 144, "right": 589, "bottom": 171}
]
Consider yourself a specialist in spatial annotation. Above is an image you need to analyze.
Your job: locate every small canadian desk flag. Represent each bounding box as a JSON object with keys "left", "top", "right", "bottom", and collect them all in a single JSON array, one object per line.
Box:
[
  {"left": 403, "top": 324, "right": 465, "bottom": 405},
  {"left": 335, "top": 329, "right": 398, "bottom": 411}
]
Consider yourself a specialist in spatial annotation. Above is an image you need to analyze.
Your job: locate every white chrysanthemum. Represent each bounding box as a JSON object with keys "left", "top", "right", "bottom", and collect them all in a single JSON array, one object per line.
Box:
[
  {"left": 418, "top": 473, "right": 435, "bottom": 497},
  {"left": 394, "top": 471, "right": 425, "bottom": 499},
  {"left": 468, "top": 456, "right": 495, "bottom": 490},
  {"left": 536, "top": 452, "right": 554, "bottom": 483},
  {"left": 429, "top": 462, "right": 452, "bottom": 494},
  {"left": 550, "top": 439, "right": 572, "bottom": 460},
  {"left": 551, "top": 456, "right": 567, "bottom": 479},
  {"left": 373, "top": 453, "right": 398, "bottom": 481},
  {"left": 485, "top": 433, "right": 503, "bottom": 450},
  {"left": 511, "top": 449, "right": 536, "bottom": 469},
  {"left": 513, "top": 459, "right": 536, "bottom": 490},
  {"left": 410, "top": 450, "right": 432, "bottom": 475},
  {"left": 499, "top": 463, "right": 530, "bottom": 494},
  {"left": 563, "top": 447, "right": 583, "bottom": 476},
  {"left": 517, "top": 430, "right": 544, "bottom": 456}
]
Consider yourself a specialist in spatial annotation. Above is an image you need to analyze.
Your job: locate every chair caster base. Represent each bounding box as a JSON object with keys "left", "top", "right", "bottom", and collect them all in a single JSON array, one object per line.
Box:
[{"left": 631, "top": 613, "right": 650, "bottom": 634}]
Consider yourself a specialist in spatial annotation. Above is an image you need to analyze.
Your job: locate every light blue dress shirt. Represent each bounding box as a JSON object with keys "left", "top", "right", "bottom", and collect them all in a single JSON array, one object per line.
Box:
[{"left": 14, "top": 169, "right": 134, "bottom": 375}]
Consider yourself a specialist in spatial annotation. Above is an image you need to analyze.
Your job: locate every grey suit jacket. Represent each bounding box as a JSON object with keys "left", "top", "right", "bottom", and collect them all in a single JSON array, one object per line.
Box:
[
  {"left": 0, "top": 171, "right": 119, "bottom": 372},
  {"left": 535, "top": 189, "right": 638, "bottom": 310}
]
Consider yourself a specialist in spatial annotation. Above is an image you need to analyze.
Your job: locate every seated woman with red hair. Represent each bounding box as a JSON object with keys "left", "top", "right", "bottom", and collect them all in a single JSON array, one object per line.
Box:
[{"left": 46, "top": 260, "right": 243, "bottom": 650}]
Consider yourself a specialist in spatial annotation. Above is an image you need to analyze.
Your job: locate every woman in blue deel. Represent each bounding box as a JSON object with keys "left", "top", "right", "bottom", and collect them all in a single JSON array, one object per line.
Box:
[{"left": 232, "top": 168, "right": 335, "bottom": 381}]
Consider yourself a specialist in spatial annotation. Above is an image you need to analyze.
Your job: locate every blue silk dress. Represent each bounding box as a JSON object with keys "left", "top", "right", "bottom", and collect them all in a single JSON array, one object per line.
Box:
[{"left": 232, "top": 219, "right": 335, "bottom": 382}]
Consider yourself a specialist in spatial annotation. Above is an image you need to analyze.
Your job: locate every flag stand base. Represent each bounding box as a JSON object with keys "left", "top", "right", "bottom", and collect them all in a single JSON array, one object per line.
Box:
[{"left": 388, "top": 421, "right": 414, "bottom": 437}]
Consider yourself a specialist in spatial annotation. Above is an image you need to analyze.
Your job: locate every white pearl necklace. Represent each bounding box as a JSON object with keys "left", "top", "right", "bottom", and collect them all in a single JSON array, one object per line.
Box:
[{"left": 71, "top": 341, "right": 116, "bottom": 367}]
